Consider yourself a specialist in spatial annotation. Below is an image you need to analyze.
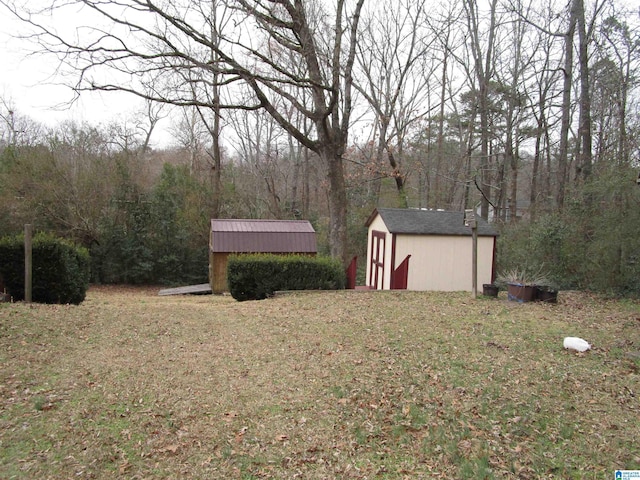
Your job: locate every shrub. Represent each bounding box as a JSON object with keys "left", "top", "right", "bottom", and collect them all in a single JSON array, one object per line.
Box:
[
  {"left": 227, "top": 254, "right": 346, "bottom": 301},
  {"left": 0, "top": 232, "right": 90, "bottom": 304},
  {"left": 496, "top": 214, "right": 578, "bottom": 290}
]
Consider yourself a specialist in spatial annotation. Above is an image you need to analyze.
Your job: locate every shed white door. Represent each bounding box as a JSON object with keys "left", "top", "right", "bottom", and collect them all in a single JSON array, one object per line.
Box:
[{"left": 369, "top": 230, "right": 385, "bottom": 289}]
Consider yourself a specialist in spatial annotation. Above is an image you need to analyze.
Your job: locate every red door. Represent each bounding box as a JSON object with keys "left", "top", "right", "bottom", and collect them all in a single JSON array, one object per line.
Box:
[
  {"left": 391, "top": 255, "right": 411, "bottom": 290},
  {"left": 369, "top": 231, "right": 385, "bottom": 289}
]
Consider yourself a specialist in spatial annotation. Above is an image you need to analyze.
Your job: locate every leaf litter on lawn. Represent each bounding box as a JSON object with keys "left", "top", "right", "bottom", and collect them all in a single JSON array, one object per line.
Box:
[{"left": 0, "top": 286, "right": 638, "bottom": 479}]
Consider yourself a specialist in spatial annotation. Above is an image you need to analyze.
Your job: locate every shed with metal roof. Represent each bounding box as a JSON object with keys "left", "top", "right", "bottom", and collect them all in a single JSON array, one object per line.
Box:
[
  {"left": 364, "top": 208, "right": 498, "bottom": 291},
  {"left": 209, "top": 219, "right": 317, "bottom": 293}
]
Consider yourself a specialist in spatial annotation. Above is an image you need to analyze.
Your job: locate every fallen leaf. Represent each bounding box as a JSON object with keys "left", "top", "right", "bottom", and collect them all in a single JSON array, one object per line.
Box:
[
  {"left": 157, "top": 444, "right": 179, "bottom": 454},
  {"left": 119, "top": 461, "right": 130, "bottom": 474},
  {"left": 233, "top": 426, "right": 248, "bottom": 443},
  {"left": 223, "top": 411, "right": 239, "bottom": 423}
]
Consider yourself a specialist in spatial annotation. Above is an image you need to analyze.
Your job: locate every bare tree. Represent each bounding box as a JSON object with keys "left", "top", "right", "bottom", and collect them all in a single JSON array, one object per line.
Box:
[
  {"left": 0, "top": 100, "right": 18, "bottom": 148},
  {"left": 354, "top": 0, "right": 436, "bottom": 207},
  {"left": 594, "top": 10, "right": 640, "bottom": 166},
  {"left": 574, "top": 0, "right": 606, "bottom": 181},
  {"left": 523, "top": 2, "right": 563, "bottom": 216},
  {"left": 516, "top": 0, "right": 578, "bottom": 210},
  {"left": 495, "top": 0, "right": 536, "bottom": 222},
  {"left": 171, "top": 106, "right": 210, "bottom": 175},
  {"left": 172, "top": 0, "right": 232, "bottom": 218},
  {"left": 462, "top": 0, "right": 500, "bottom": 219},
  {"left": 429, "top": 3, "right": 465, "bottom": 210},
  {"left": 228, "top": 103, "right": 287, "bottom": 218},
  {"left": 0, "top": 0, "right": 365, "bottom": 262},
  {"left": 0, "top": 97, "right": 44, "bottom": 148}
]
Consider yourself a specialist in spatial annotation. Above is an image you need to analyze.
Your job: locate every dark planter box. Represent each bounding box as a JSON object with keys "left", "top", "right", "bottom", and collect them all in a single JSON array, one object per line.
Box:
[
  {"left": 536, "top": 286, "right": 558, "bottom": 303},
  {"left": 507, "top": 283, "right": 536, "bottom": 303},
  {"left": 483, "top": 283, "right": 499, "bottom": 297}
]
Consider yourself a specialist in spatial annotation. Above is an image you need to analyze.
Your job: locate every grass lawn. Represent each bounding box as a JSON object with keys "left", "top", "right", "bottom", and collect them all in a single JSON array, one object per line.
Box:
[{"left": 1, "top": 286, "right": 639, "bottom": 479}]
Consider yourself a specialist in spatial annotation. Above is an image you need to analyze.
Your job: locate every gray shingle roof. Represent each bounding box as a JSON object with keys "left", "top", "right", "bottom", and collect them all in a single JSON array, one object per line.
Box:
[
  {"left": 210, "top": 219, "right": 317, "bottom": 253},
  {"left": 367, "top": 208, "right": 498, "bottom": 237}
]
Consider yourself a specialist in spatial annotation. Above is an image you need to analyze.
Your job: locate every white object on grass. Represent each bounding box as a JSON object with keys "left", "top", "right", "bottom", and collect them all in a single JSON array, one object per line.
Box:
[{"left": 563, "top": 337, "right": 591, "bottom": 352}]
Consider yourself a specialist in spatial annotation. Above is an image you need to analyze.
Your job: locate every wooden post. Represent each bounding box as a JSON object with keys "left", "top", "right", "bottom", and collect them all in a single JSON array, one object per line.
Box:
[
  {"left": 464, "top": 209, "right": 478, "bottom": 299},
  {"left": 472, "top": 223, "right": 478, "bottom": 299},
  {"left": 24, "top": 224, "right": 32, "bottom": 303}
]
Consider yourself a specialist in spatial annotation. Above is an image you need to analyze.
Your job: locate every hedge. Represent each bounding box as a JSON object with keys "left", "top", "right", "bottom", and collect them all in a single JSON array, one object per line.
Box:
[
  {"left": 227, "top": 254, "right": 346, "bottom": 301},
  {"left": 0, "top": 232, "right": 90, "bottom": 304}
]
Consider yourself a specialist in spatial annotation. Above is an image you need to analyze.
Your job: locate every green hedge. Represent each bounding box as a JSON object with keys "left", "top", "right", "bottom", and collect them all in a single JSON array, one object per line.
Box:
[
  {"left": 0, "top": 232, "right": 90, "bottom": 304},
  {"left": 227, "top": 254, "right": 346, "bottom": 301}
]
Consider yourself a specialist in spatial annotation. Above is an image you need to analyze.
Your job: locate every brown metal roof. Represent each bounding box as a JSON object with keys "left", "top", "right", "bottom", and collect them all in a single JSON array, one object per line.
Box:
[{"left": 210, "top": 219, "right": 317, "bottom": 253}]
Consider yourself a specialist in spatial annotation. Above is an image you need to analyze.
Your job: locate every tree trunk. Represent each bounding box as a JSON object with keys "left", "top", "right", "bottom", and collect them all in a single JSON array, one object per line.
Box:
[
  {"left": 478, "top": 85, "right": 491, "bottom": 219},
  {"left": 435, "top": 38, "right": 448, "bottom": 208},
  {"left": 507, "top": 132, "right": 518, "bottom": 223},
  {"left": 210, "top": 107, "right": 222, "bottom": 218},
  {"left": 206, "top": 4, "right": 223, "bottom": 218},
  {"left": 386, "top": 148, "right": 408, "bottom": 208},
  {"left": 557, "top": 2, "right": 577, "bottom": 210},
  {"left": 291, "top": 137, "right": 301, "bottom": 216},
  {"left": 303, "top": 147, "right": 310, "bottom": 218},
  {"left": 530, "top": 111, "right": 542, "bottom": 218},
  {"left": 465, "top": 0, "right": 497, "bottom": 220},
  {"left": 575, "top": 0, "right": 592, "bottom": 180},
  {"left": 322, "top": 145, "right": 348, "bottom": 264}
]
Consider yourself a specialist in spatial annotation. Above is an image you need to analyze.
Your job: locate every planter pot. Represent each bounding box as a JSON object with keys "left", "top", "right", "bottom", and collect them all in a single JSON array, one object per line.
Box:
[
  {"left": 507, "top": 283, "right": 536, "bottom": 303},
  {"left": 536, "top": 286, "right": 558, "bottom": 303},
  {"left": 482, "top": 283, "right": 499, "bottom": 297}
]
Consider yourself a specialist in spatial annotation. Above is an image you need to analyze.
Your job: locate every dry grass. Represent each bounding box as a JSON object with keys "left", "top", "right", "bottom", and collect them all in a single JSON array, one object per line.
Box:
[{"left": 1, "top": 286, "right": 639, "bottom": 479}]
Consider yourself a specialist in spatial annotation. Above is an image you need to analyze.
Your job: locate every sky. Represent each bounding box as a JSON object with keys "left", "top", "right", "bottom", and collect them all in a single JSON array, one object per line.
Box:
[{"left": 0, "top": 2, "right": 172, "bottom": 146}]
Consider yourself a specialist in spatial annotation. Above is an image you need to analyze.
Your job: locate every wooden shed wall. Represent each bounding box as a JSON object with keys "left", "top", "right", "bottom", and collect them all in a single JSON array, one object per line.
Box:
[
  {"left": 210, "top": 252, "right": 230, "bottom": 294},
  {"left": 394, "top": 234, "right": 495, "bottom": 291}
]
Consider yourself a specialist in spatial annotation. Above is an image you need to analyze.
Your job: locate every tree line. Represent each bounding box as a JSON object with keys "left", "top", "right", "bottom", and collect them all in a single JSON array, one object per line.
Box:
[{"left": 1, "top": 0, "right": 640, "bottom": 293}]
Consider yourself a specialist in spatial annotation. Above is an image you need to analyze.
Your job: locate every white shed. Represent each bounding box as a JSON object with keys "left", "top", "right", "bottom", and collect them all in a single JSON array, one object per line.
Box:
[{"left": 365, "top": 208, "right": 498, "bottom": 291}]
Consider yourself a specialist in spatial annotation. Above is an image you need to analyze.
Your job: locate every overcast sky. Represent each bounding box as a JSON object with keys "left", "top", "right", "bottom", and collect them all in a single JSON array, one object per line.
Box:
[{"left": 0, "top": 3, "right": 165, "bottom": 142}]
